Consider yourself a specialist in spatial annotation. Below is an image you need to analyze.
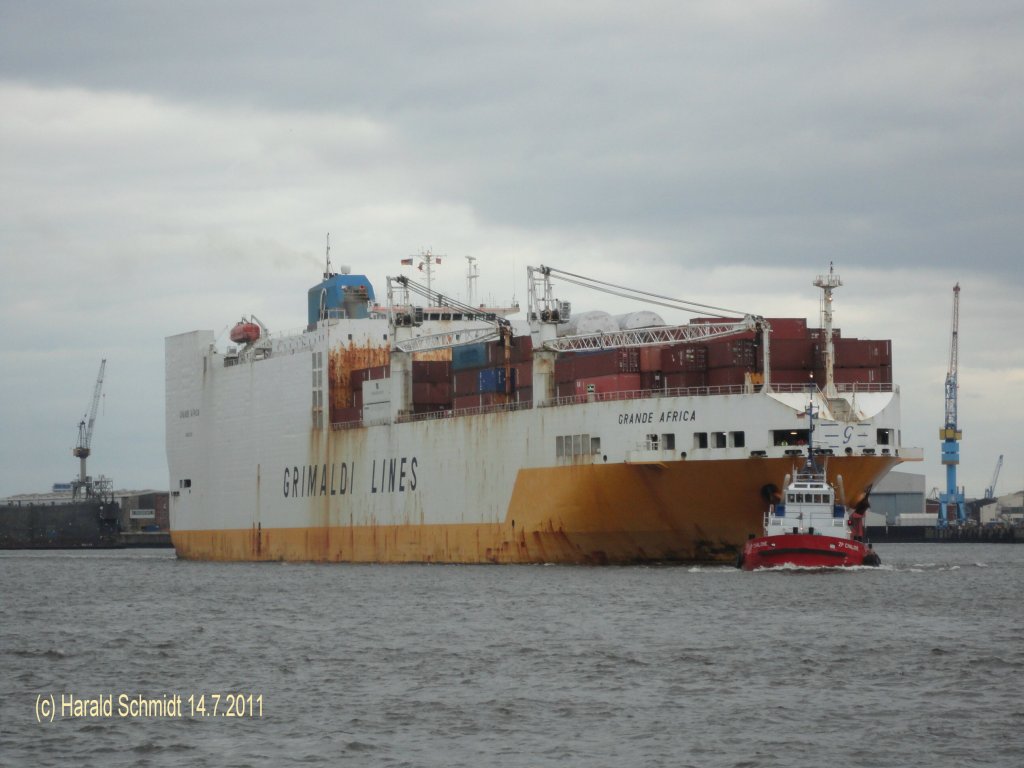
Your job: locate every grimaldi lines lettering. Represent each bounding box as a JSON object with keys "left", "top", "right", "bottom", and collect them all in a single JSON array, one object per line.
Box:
[
  {"left": 371, "top": 456, "right": 417, "bottom": 494},
  {"left": 282, "top": 456, "right": 419, "bottom": 498},
  {"left": 283, "top": 461, "right": 355, "bottom": 498}
]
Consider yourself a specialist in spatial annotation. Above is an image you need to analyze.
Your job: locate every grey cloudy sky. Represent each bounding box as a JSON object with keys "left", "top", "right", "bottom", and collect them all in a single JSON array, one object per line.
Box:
[{"left": 1, "top": 1, "right": 1021, "bottom": 499}]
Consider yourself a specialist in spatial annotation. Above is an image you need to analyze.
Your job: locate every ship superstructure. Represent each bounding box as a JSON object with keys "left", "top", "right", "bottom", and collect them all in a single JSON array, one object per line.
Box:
[{"left": 165, "top": 261, "right": 919, "bottom": 563}]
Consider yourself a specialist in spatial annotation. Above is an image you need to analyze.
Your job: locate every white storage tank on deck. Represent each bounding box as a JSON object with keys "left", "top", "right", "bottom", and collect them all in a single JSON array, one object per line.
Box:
[
  {"left": 615, "top": 311, "right": 665, "bottom": 330},
  {"left": 557, "top": 310, "right": 619, "bottom": 337}
]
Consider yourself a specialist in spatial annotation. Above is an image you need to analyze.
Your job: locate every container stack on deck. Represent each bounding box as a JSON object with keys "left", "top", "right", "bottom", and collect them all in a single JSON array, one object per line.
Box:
[
  {"left": 336, "top": 317, "right": 892, "bottom": 425},
  {"left": 554, "top": 348, "right": 640, "bottom": 399},
  {"left": 451, "top": 337, "right": 533, "bottom": 410}
]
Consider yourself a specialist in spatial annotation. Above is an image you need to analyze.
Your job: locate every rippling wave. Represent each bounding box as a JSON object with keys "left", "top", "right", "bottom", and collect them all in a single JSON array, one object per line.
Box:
[{"left": 2, "top": 544, "right": 1022, "bottom": 767}]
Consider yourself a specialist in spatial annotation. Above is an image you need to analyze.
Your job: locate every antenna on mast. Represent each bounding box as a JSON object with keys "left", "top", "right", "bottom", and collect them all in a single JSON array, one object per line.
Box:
[
  {"left": 324, "top": 233, "right": 333, "bottom": 279},
  {"left": 403, "top": 250, "right": 444, "bottom": 297}
]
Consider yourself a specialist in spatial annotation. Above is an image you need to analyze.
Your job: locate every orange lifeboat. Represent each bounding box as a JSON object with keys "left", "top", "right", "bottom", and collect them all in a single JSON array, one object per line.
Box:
[{"left": 230, "top": 321, "right": 261, "bottom": 344}]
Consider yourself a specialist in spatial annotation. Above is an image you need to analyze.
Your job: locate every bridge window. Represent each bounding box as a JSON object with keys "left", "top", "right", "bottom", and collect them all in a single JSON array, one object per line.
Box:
[
  {"left": 730, "top": 431, "right": 745, "bottom": 448},
  {"left": 663, "top": 434, "right": 676, "bottom": 451},
  {"left": 694, "top": 432, "right": 708, "bottom": 449},
  {"left": 713, "top": 432, "right": 727, "bottom": 449},
  {"left": 773, "top": 429, "right": 809, "bottom": 446}
]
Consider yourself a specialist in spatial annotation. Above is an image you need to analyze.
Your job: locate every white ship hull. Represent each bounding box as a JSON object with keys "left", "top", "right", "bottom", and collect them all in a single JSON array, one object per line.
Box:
[{"left": 165, "top": 320, "right": 915, "bottom": 564}]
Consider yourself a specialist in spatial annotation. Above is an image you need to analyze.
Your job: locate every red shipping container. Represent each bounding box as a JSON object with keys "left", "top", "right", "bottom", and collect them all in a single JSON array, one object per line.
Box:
[
  {"left": 453, "top": 394, "right": 480, "bottom": 410},
  {"left": 453, "top": 368, "right": 481, "bottom": 394},
  {"left": 574, "top": 373, "right": 642, "bottom": 395},
  {"left": 833, "top": 339, "right": 872, "bottom": 368},
  {"left": 640, "top": 371, "right": 665, "bottom": 390},
  {"left": 765, "top": 317, "right": 808, "bottom": 340},
  {"left": 707, "top": 367, "right": 748, "bottom": 387},
  {"left": 516, "top": 386, "right": 533, "bottom": 403},
  {"left": 639, "top": 346, "right": 663, "bottom": 372},
  {"left": 664, "top": 345, "right": 707, "bottom": 373},
  {"left": 664, "top": 371, "right": 707, "bottom": 389},
  {"left": 412, "top": 360, "right": 451, "bottom": 383},
  {"left": 555, "top": 381, "right": 578, "bottom": 399},
  {"left": 707, "top": 339, "right": 755, "bottom": 369},
  {"left": 412, "top": 382, "right": 452, "bottom": 405},
  {"left": 510, "top": 335, "right": 533, "bottom": 363},
  {"left": 555, "top": 349, "right": 639, "bottom": 382},
  {"left": 770, "top": 339, "right": 814, "bottom": 370},
  {"left": 513, "top": 361, "right": 533, "bottom": 387}
]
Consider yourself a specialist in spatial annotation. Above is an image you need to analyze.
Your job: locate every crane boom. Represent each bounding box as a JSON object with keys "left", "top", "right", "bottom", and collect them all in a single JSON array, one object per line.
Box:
[
  {"left": 985, "top": 454, "right": 1003, "bottom": 499},
  {"left": 540, "top": 317, "right": 760, "bottom": 353}
]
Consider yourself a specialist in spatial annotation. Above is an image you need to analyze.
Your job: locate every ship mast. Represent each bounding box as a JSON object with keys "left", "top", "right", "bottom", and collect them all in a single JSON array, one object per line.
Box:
[
  {"left": 404, "top": 250, "right": 444, "bottom": 298},
  {"left": 814, "top": 264, "right": 842, "bottom": 398},
  {"left": 465, "top": 255, "right": 478, "bottom": 307}
]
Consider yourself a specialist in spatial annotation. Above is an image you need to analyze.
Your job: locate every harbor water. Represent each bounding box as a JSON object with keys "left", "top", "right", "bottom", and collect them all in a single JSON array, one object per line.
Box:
[{"left": 2, "top": 544, "right": 1022, "bottom": 767}]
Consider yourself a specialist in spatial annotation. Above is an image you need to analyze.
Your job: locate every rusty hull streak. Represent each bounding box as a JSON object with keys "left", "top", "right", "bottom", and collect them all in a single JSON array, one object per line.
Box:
[{"left": 327, "top": 342, "right": 451, "bottom": 420}]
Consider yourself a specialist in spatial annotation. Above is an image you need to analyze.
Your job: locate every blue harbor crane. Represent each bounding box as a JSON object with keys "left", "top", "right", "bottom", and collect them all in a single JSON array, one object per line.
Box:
[{"left": 938, "top": 285, "right": 965, "bottom": 527}]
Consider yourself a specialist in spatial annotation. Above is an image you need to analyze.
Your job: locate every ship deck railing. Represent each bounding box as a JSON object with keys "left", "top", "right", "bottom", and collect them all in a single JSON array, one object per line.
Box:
[{"left": 328, "top": 381, "right": 895, "bottom": 430}]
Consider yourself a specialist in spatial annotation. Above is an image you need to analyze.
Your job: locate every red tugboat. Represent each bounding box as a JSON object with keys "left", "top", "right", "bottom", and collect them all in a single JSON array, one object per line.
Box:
[{"left": 738, "top": 403, "right": 881, "bottom": 570}]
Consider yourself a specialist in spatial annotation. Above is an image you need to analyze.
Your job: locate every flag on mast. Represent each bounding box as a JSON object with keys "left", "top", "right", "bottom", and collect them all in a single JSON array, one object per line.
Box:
[{"left": 400, "top": 257, "right": 414, "bottom": 266}]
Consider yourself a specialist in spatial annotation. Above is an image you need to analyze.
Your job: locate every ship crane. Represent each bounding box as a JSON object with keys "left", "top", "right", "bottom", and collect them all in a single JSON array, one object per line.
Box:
[
  {"left": 385, "top": 274, "right": 511, "bottom": 354},
  {"left": 72, "top": 359, "right": 106, "bottom": 499},
  {"left": 385, "top": 274, "right": 516, "bottom": 419},
  {"left": 527, "top": 265, "right": 772, "bottom": 377},
  {"left": 938, "top": 283, "right": 965, "bottom": 528}
]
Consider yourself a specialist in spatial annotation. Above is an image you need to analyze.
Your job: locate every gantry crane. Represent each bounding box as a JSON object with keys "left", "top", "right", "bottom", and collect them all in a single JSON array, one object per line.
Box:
[
  {"left": 938, "top": 285, "right": 965, "bottom": 527},
  {"left": 72, "top": 359, "right": 106, "bottom": 498}
]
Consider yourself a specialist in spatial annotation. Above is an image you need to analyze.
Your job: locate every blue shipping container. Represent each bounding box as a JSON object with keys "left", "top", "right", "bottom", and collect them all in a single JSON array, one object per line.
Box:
[
  {"left": 477, "top": 367, "right": 516, "bottom": 393},
  {"left": 452, "top": 343, "right": 489, "bottom": 371}
]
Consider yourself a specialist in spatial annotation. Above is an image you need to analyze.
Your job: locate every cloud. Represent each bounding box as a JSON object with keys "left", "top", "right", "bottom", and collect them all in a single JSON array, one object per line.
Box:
[{"left": 1, "top": 1, "right": 1023, "bottom": 496}]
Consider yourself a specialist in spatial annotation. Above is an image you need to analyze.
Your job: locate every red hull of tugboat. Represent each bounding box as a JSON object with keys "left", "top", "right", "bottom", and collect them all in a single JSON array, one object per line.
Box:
[{"left": 739, "top": 533, "right": 879, "bottom": 570}]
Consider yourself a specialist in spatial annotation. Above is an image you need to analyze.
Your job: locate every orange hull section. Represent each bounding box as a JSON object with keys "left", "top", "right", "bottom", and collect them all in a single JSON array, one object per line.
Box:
[{"left": 172, "top": 456, "right": 900, "bottom": 564}]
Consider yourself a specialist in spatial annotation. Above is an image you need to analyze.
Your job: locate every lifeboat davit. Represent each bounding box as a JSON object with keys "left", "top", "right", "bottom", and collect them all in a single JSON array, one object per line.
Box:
[{"left": 230, "top": 321, "right": 261, "bottom": 345}]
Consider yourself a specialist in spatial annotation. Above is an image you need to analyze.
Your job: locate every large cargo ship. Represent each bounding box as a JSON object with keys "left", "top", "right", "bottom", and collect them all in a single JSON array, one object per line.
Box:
[{"left": 166, "top": 259, "right": 920, "bottom": 563}]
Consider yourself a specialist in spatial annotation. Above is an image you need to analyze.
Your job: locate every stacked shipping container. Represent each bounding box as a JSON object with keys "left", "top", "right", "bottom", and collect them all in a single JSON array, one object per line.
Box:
[
  {"left": 451, "top": 337, "right": 533, "bottom": 410},
  {"left": 334, "top": 318, "right": 892, "bottom": 424}
]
